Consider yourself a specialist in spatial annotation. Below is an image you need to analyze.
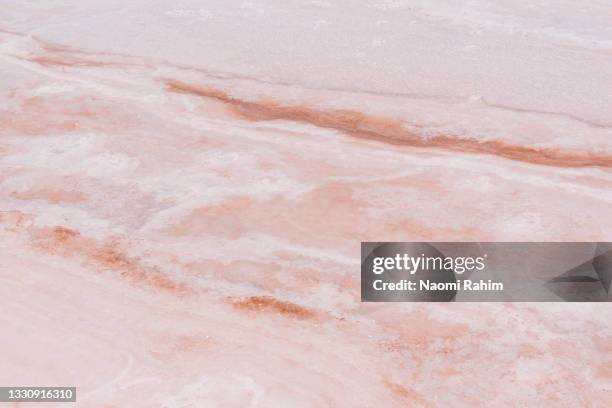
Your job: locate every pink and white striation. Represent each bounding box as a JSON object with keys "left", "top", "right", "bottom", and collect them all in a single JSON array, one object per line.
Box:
[{"left": 1, "top": 1, "right": 611, "bottom": 406}]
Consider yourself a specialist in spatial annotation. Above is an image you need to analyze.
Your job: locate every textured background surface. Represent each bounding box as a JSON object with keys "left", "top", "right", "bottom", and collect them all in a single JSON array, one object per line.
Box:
[{"left": 1, "top": 1, "right": 611, "bottom": 406}]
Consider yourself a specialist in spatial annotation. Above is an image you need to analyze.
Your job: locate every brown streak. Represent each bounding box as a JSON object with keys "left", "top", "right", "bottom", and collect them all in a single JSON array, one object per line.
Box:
[
  {"left": 165, "top": 79, "right": 612, "bottom": 168},
  {"left": 27, "top": 55, "right": 107, "bottom": 67},
  {"left": 11, "top": 188, "right": 86, "bottom": 204},
  {"left": 51, "top": 226, "right": 80, "bottom": 242},
  {"left": 384, "top": 380, "right": 434, "bottom": 408},
  {"left": 35, "top": 226, "right": 192, "bottom": 295},
  {"left": 233, "top": 296, "right": 315, "bottom": 319}
]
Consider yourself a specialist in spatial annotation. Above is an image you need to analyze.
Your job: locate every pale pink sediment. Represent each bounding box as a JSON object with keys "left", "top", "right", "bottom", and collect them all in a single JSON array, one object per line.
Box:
[{"left": 1, "top": 1, "right": 612, "bottom": 407}]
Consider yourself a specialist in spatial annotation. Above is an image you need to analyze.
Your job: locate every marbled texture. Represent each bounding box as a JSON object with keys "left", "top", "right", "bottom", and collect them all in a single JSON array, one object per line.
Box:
[{"left": 1, "top": 1, "right": 611, "bottom": 407}]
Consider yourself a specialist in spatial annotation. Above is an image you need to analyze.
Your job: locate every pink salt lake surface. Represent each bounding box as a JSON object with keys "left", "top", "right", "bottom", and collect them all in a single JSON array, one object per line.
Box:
[{"left": 1, "top": 1, "right": 611, "bottom": 406}]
